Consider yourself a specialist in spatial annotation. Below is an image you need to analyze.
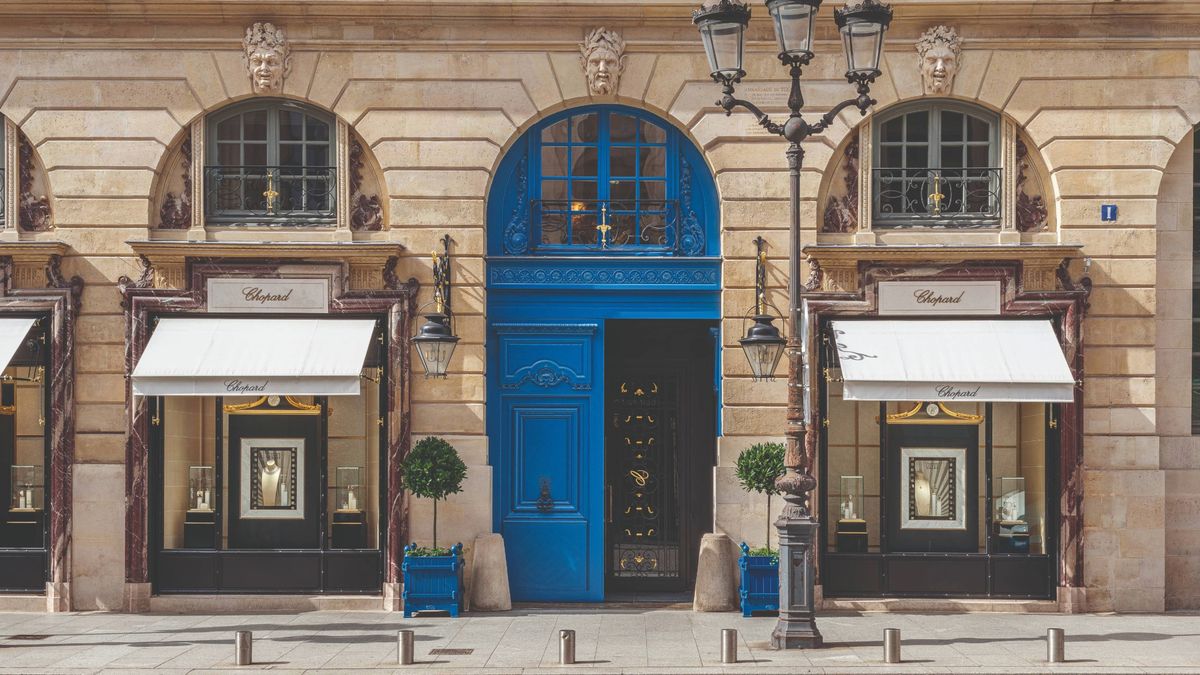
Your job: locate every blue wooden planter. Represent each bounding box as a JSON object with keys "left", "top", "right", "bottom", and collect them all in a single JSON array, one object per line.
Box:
[
  {"left": 739, "top": 542, "right": 779, "bottom": 617},
  {"left": 402, "top": 542, "right": 464, "bottom": 618}
]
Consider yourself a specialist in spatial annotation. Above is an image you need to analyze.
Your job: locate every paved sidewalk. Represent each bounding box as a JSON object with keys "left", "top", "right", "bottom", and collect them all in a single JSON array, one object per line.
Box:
[{"left": 0, "top": 608, "right": 1197, "bottom": 673}]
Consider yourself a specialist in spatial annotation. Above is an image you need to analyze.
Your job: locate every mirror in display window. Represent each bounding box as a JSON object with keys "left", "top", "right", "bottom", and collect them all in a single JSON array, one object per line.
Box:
[
  {"left": 836, "top": 474, "right": 866, "bottom": 553},
  {"left": 332, "top": 465, "right": 367, "bottom": 549},
  {"left": 900, "top": 447, "right": 967, "bottom": 531},
  {"left": 184, "top": 465, "right": 216, "bottom": 548},
  {"left": 994, "top": 476, "right": 1029, "bottom": 553}
]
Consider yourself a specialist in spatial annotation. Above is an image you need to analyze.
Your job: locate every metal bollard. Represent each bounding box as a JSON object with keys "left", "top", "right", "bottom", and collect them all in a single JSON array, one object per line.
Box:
[
  {"left": 884, "top": 628, "right": 901, "bottom": 664},
  {"left": 234, "top": 630, "right": 252, "bottom": 666},
  {"left": 721, "top": 628, "right": 738, "bottom": 664},
  {"left": 397, "top": 629, "right": 415, "bottom": 666},
  {"left": 1047, "top": 628, "right": 1065, "bottom": 664},
  {"left": 559, "top": 629, "right": 576, "bottom": 665}
]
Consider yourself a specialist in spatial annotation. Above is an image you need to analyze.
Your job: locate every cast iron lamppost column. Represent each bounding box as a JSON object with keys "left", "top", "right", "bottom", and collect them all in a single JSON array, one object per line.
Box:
[{"left": 693, "top": 0, "right": 891, "bottom": 648}]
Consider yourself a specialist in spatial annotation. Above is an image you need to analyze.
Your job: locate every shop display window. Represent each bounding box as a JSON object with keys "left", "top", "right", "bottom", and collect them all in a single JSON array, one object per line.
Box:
[{"left": 10, "top": 465, "right": 43, "bottom": 511}]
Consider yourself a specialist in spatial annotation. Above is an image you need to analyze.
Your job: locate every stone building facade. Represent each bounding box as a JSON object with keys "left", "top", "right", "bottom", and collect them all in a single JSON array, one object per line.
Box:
[{"left": 0, "top": 0, "right": 1193, "bottom": 613}]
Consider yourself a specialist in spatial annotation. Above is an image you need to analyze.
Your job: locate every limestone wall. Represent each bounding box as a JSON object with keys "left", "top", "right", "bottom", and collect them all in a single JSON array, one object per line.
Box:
[{"left": 0, "top": 0, "right": 1194, "bottom": 611}]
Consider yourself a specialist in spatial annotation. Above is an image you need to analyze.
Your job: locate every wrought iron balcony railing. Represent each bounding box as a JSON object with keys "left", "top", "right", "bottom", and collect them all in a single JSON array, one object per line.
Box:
[
  {"left": 873, "top": 167, "right": 1002, "bottom": 228},
  {"left": 529, "top": 199, "right": 681, "bottom": 252},
  {"left": 205, "top": 166, "right": 336, "bottom": 225}
]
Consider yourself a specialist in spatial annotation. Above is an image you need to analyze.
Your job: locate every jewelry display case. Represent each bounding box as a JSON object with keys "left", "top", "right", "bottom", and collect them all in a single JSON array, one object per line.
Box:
[{"left": 835, "top": 475, "right": 867, "bottom": 553}]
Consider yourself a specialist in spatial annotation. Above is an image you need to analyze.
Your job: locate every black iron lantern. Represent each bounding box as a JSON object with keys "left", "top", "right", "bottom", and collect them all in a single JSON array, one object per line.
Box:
[
  {"left": 834, "top": 0, "right": 893, "bottom": 81},
  {"left": 413, "top": 235, "right": 460, "bottom": 379},
  {"left": 765, "top": 0, "right": 823, "bottom": 62},
  {"left": 693, "top": 0, "right": 752, "bottom": 83},
  {"left": 739, "top": 237, "right": 786, "bottom": 381}
]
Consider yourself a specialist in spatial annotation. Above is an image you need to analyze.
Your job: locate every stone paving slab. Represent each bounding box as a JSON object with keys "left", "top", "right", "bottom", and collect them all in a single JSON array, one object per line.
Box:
[{"left": 0, "top": 609, "right": 1195, "bottom": 673}]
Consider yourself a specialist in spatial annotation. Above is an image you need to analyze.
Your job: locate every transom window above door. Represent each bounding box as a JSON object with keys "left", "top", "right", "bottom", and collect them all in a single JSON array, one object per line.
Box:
[
  {"left": 492, "top": 105, "right": 716, "bottom": 257},
  {"left": 206, "top": 100, "right": 335, "bottom": 226},
  {"left": 873, "top": 103, "right": 1001, "bottom": 228}
]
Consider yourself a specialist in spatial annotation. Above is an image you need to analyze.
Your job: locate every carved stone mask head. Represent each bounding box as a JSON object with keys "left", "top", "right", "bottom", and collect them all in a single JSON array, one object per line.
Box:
[
  {"left": 580, "top": 28, "right": 626, "bottom": 96},
  {"left": 243, "top": 22, "right": 292, "bottom": 95},
  {"left": 916, "top": 26, "right": 962, "bottom": 95}
]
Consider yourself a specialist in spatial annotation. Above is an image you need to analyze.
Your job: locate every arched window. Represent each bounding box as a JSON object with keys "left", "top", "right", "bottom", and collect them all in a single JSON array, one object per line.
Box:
[
  {"left": 206, "top": 100, "right": 335, "bottom": 225},
  {"left": 490, "top": 105, "right": 716, "bottom": 256},
  {"left": 873, "top": 102, "right": 1000, "bottom": 228}
]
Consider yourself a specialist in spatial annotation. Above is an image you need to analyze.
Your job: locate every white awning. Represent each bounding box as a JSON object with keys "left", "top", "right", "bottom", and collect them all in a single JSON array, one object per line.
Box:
[
  {"left": 132, "top": 318, "right": 376, "bottom": 397},
  {"left": 0, "top": 318, "right": 36, "bottom": 372},
  {"left": 832, "top": 320, "right": 1076, "bottom": 403}
]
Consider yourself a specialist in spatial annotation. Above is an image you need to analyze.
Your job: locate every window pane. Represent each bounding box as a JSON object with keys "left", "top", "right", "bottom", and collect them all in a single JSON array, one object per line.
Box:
[
  {"left": 306, "top": 115, "right": 330, "bottom": 142},
  {"left": 967, "top": 115, "right": 991, "bottom": 143},
  {"left": 640, "top": 180, "right": 665, "bottom": 202},
  {"left": 542, "top": 146, "right": 568, "bottom": 177},
  {"left": 942, "top": 111, "right": 964, "bottom": 143},
  {"left": 541, "top": 179, "right": 567, "bottom": 202},
  {"left": 243, "top": 110, "right": 268, "bottom": 141},
  {"left": 641, "top": 121, "right": 666, "bottom": 144},
  {"left": 217, "top": 143, "right": 241, "bottom": 167},
  {"left": 307, "top": 145, "right": 330, "bottom": 168},
  {"left": 881, "top": 117, "right": 903, "bottom": 143},
  {"left": 610, "top": 147, "right": 636, "bottom": 178},
  {"left": 611, "top": 114, "right": 638, "bottom": 142},
  {"left": 243, "top": 143, "right": 267, "bottom": 167},
  {"left": 279, "top": 110, "right": 304, "bottom": 141},
  {"left": 608, "top": 213, "right": 636, "bottom": 245},
  {"left": 278, "top": 144, "right": 303, "bottom": 167},
  {"left": 640, "top": 147, "right": 666, "bottom": 177},
  {"left": 572, "top": 180, "right": 598, "bottom": 201},
  {"left": 880, "top": 145, "right": 902, "bottom": 168},
  {"left": 941, "top": 145, "right": 964, "bottom": 169},
  {"left": 906, "top": 111, "right": 929, "bottom": 143},
  {"left": 306, "top": 180, "right": 329, "bottom": 210},
  {"left": 571, "top": 147, "right": 599, "bottom": 177},
  {"left": 610, "top": 179, "right": 636, "bottom": 205},
  {"left": 542, "top": 119, "right": 568, "bottom": 144},
  {"left": 216, "top": 116, "right": 241, "bottom": 141},
  {"left": 572, "top": 114, "right": 599, "bottom": 143},
  {"left": 967, "top": 144, "right": 990, "bottom": 168},
  {"left": 906, "top": 145, "right": 928, "bottom": 169}
]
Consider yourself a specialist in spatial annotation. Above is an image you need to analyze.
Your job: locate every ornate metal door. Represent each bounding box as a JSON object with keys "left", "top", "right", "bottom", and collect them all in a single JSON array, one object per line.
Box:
[{"left": 606, "top": 371, "right": 683, "bottom": 590}]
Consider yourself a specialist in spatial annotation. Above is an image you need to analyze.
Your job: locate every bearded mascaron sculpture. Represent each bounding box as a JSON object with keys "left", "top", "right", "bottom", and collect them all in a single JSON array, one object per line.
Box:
[
  {"left": 243, "top": 22, "right": 292, "bottom": 95},
  {"left": 916, "top": 26, "right": 962, "bottom": 95},
  {"left": 580, "top": 27, "right": 626, "bottom": 96}
]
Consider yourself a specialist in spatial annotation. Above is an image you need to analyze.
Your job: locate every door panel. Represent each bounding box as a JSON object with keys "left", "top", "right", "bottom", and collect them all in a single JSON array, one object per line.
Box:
[
  {"left": 493, "top": 323, "right": 603, "bottom": 601},
  {"left": 228, "top": 414, "right": 322, "bottom": 550},
  {"left": 885, "top": 424, "right": 979, "bottom": 553}
]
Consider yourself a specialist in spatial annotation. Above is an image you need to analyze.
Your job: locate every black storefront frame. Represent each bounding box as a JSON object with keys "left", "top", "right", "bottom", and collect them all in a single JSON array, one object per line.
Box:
[
  {"left": 817, "top": 317, "right": 1062, "bottom": 600},
  {"left": 0, "top": 314, "right": 52, "bottom": 593},
  {"left": 148, "top": 312, "right": 390, "bottom": 595}
]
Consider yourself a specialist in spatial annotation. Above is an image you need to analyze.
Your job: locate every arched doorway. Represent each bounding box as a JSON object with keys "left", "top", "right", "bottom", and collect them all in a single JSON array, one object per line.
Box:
[{"left": 486, "top": 105, "right": 720, "bottom": 601}]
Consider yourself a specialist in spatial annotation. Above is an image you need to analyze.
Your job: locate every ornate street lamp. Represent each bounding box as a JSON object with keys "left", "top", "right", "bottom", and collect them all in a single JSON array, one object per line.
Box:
[
  {"left": 740, "top": 236, "right": 787, "bottom": 381},
  {"left": 694, "top": 0, "right": 892, "bottom": 649},
  {"left": 413, "top": 234, "right": 460, "bottom": 379}
]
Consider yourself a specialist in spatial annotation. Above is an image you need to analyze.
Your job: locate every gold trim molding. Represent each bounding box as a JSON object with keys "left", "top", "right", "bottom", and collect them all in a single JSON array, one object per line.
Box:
[
  {"left": 887, "top": 402, "right": 983, "bottom": 426},
  {"left": 223, "top": 396, "right": 322, "bottom": 416}
]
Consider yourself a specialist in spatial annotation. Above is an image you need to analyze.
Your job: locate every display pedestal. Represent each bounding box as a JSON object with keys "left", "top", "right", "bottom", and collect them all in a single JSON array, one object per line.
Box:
[
  {"left": 5, "top": 509, "right": 43, "bottom": 547},
  {"left": 835, "top": 519, "right": 867, "bottom": 553},
  {"left": 994, "top": 520, "right": 1030, "bottom": 554},
  {"left": 184, "top": 509, "right": 216, "bottom": 549},
  {"left": 332, "top": 509, "right": 367, "bottom": 549}
]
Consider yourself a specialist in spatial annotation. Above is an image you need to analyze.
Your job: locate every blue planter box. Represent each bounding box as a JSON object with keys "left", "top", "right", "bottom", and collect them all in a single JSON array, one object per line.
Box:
[
  {"left": 739, "top": 542, "right": 779, "bottom": 617},
  {"left": 402, "top": 542, "right": 464, "bottom": 618}
]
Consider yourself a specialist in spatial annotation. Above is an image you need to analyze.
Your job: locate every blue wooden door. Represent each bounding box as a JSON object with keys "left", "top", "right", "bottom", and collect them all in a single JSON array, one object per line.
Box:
[{"left": 491, "top": 323, "right": 604, "bottom": 601}]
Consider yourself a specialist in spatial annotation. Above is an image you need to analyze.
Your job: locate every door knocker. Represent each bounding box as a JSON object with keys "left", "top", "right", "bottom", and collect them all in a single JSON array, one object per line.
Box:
[{"left": 536, "top": 477, "right": 554, "bottom": 513}]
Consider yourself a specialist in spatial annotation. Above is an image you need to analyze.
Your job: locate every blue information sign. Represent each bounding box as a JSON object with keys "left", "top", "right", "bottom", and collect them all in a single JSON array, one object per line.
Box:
[{"left": 1101, "top": 204, "right": 1118, "bottom": 222}]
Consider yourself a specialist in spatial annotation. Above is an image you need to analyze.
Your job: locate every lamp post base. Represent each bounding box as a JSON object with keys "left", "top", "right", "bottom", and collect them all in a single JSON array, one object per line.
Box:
[{"left": 769, "top": 512, "right": 822, "bottom": 650}]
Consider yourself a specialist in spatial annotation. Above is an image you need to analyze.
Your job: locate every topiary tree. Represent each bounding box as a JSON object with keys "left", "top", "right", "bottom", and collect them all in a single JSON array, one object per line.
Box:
[
  {"left": 735, "top": 442, "right": 785, "bottom": 554},
  {"left": 400, "top": 436, "right": 467, "bottom": 551}
]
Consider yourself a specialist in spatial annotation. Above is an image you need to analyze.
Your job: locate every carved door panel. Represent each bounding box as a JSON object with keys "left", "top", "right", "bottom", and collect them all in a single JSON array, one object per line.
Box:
[{"left": 491, "top": 323, "right": 603, "bottom": 601}]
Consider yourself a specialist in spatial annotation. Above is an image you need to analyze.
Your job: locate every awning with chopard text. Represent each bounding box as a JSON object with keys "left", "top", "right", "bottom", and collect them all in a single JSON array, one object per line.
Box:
[
  {"left": 831, "top": 320, "right": 1076, "bottom": 403},
  {"left": 131, "top": 318, "right": 375, "bottom": 396}
]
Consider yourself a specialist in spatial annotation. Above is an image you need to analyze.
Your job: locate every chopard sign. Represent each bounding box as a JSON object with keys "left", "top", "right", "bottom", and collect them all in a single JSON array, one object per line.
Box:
[
  {"left": 878, "top": 280, "right": 1001, "bottom": 316},
  {"left": 207, "top": 278, "right": 329, "bottom": 314},
  {"left": 225, "top": 378, "right": 269, "bottom": 394},
  {"left": 936, "top": 385, "right": 981, "bottom": 399}
]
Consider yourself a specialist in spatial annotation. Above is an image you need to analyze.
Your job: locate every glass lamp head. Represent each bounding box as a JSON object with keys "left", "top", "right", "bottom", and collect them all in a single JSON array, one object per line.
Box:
[
  {"left": 413, "top": 312, "right": 459, "bottom": 379},
  {"left": 834, "top": 0, "right": 893, "bottom": 80},
  {"left": 693, "top": 0, "right": 752, "bottom": 83},
  {"left": 739, "top": 314, "right": 787, "bottom": 381},
  {"left": 765, "top": 0, "right": 823, "bottom": 62}
]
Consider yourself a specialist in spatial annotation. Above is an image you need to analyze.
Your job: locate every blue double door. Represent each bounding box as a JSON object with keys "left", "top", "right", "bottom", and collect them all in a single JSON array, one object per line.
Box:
[{"left": 489, "top": 309, "right": 718, "bottom": 602}]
